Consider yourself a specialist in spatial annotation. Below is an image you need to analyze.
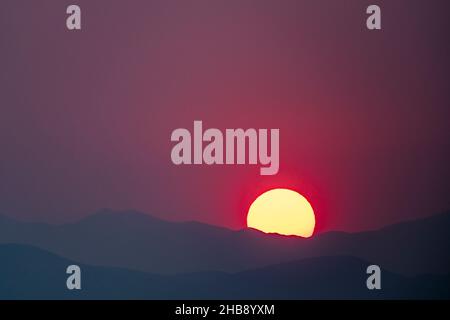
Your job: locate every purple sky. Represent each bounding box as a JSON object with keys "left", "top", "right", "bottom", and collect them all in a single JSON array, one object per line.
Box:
[{"left": 1, "top": 0, "right": 449, "bottom": 232}]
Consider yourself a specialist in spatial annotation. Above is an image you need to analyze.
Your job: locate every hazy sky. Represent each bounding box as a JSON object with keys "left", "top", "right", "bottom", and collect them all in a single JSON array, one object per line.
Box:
[{"left": 1, "top": 0, "right": 449, "bottom": 232}]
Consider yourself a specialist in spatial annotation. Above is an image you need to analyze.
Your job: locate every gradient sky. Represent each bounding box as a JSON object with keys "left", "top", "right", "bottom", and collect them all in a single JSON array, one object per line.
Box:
[{"left": 1, "top": 0, "right": 449, "bottom": 232}]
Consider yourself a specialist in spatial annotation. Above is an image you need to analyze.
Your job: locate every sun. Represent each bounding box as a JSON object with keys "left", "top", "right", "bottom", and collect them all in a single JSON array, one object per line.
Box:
[{"left": 247, "top": 188, "right": 315, "bottom": 238}]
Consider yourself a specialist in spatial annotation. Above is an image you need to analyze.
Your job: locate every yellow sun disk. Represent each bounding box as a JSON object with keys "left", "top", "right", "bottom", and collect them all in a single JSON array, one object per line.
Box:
[{"left": 247, "top": 189, "right": 315, "bottom": 237}]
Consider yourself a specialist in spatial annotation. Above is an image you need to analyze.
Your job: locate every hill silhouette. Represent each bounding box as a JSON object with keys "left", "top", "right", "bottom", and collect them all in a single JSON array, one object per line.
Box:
[
  {"left": 0, "top": 210, "right": 449, "bottom": 276},
  {"left": 1, "top": 244, "right": 449, "bottom": 299}
]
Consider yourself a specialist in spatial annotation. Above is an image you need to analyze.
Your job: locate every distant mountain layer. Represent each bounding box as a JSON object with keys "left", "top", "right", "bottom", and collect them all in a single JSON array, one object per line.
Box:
[
  {"left": 1, "top": 244, "right": 449, "bottom": 299},
  {"left": 0, "top": 210, "right": 449, "bottom": 276}
]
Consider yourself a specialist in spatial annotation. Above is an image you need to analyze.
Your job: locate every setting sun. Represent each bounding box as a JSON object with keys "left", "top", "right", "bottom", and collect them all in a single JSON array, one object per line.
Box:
[{"left": 247, "top": 188, "right": 315, "bottom": 238}]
